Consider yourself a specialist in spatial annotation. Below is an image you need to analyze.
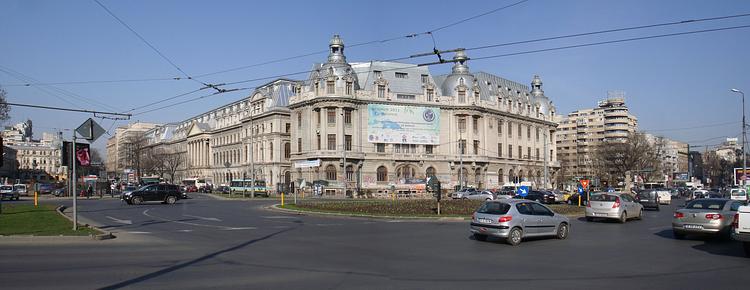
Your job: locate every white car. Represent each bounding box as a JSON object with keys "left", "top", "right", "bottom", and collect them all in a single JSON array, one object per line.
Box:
[
  {"left": 451, "top": 188, "right": 478, "bottom": 199},
  {"left": 656, "top": 189, "right": 671, "bottom": 205},
  {"left": 731, "top": 188, "right": 748, "bottom": 202},
  {"left": 13, "top": 184, "right": 28, "bottom": 196},
  {"left": 460, "top": 190, "right": 495, "bottom": 201}
]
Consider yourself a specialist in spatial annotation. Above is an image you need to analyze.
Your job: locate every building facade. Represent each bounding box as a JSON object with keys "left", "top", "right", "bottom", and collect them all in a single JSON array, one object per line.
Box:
[
  {"left": 2, "top": 123, "right": 66, "bottom": 182},
  {"left": 106, "top": 122, "right": 158, "bottom": 179},
  {"left": 555, "top": 97, "right": 638, "bottom": 180}
]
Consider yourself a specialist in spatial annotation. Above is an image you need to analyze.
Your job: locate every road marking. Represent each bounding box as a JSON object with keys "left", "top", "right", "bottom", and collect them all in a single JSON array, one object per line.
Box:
[
  {"left": 143, "top": 209, "right": 252, "bottom": 231},
  {"left": 106, "top": 216, "right": 133, "bottom": 225},
  {"left": 183, "top": 214, "right": 222, "bottom": 222},
  {"left": 222, "top": 227, "right": 257, "bottom": 231},
  {"left": 125, "top": 231, "right": 151, "bottom": 234},
  {"left": 177, "top": 229, "right": 194, "bottom": 233}
]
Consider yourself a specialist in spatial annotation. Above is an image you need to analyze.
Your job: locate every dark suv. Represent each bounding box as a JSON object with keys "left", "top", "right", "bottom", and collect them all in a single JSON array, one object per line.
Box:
[
  {"left": 636, "top": 190, "right": 660, "bottom": 211},
  {"left": 122, "top": 184, "right": 181, "bottom": 205}
]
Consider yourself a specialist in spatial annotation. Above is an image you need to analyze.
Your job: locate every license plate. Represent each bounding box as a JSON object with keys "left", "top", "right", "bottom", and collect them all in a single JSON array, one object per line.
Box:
[
  {"left": 684, "top": 224, "right": 703, "bottom": 230},
  {"left": 640, "top": 200, "right": 649, "bottom": 202},
  {"left": 478, "top": 218, "right": 492, "bottom": 224}
]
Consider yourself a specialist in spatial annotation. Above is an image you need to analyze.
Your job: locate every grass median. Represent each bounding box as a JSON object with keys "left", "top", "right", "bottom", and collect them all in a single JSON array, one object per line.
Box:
[
  {"left": 280, "top": 199, "right": 585, "bottom": 218},
  {"left": 0, "top": 204, "right": 100, "bottom": 236}
]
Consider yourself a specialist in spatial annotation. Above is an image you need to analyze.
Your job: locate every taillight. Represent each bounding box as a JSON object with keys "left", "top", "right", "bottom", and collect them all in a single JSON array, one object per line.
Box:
[
  {"left": 674, "top": 212, "right": 684, "bottom": 218},
  {"left": 733, "top": 214, "right": 739, "bottom": 229},
  {"left": 612, "top": 197, "right": 621, "bottom": 208},
  {"left": 705, "top": 213, "right": 723, "bottom": 220},
  {"left": 498, "top": 215, "right": 513, "bottom": 223}
]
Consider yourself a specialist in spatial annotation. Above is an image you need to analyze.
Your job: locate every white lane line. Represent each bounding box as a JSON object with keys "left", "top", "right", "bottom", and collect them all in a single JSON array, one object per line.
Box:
[
  {"left": 183, "top": 214, "right": 222, "bottom": 222},
  {"left": 222, "top": 227, "right": 257, "bottom": 231},
  {"left": 106, "top": 216, "right": 133, "bottom": 225},
  {"left": 125, "top": 231, "right": 151, "bottom": 234},
  {"left": 143, "top": 209, "right": 246, "bottom": 230},
  {"left": 177, "top": 229, "right": 194, "bottom": 233}
]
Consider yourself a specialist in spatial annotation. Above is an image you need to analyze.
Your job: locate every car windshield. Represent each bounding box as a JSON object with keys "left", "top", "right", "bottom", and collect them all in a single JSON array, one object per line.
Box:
[
  {"left": 686, "top": 200, "right": 727, "bottom": 210},
  {"left": 637, "top": 191, "right": 656, "bottom": 198},
  {"left": 1, "top": 186, "right": 12, "bottom": 190},
  {"left": 731, "top": 190, "right": 745, "bottom": 196},
  {"left": 124, "top": 186, "right": 137, "bottom": 191},
  {"left": 591, "top": 194, "right": 618, "bottom": 202},
  {"left": 476, "top": 202, "right": 511, "bottom": 215}
]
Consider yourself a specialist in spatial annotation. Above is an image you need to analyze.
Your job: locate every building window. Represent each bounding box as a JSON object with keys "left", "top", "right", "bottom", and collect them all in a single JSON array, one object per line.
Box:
[
  {"left": 344, "top": 109, "right": 352, "bottom": 124},
  {"left": 286, "top": 123, "right": 291, "bottom": 133},
  {"left": 535, "top": 127, "right": 540, "bottom": 141},
  {"left": 345, "top": 81, "right": 353, "bottom": 95},
  {"left": 346, "top": 166, "right": 354, "bottom": 181},
  {"left": 508, "top": 144, "right": 513, "bottom": 158},
  {"left": 325, "top": 165, "right": 337, "bottom": 180},
  {"left": 536, "top": 148, "right": 540, "bottom": 160},
  {"left": 317, "top": 135, "right": 321, "bottom": 150},
  {"left": 327, "top": 109, "right": 336, "bottom": 124},
  {"left": 421, "top": 74, "right": 429, "bottom": 83},
  {"left": 497, "top": 120, "right": 502, "bottom": 134},
  {"left": 395, "top": 72, "right": 408, "bottom": 79},
  {"left": 498, "top": 169, "right": 504, "bottom": 184},
  {"left": 426, "top": 166, "right": 436, "bottom": 178},
  {"left": 345, "top": 135, "right": 352, "bottom": 151},
  {"left": 518, "top": 147, "right": 523, "bottom": 159},
  {"left": 376, "top": 143, "right": 385, "bottom": 153},
  {"left": 394, "top": 144, "right": 401, "bottom": 153},
  {"left": 458, "top": 89, "right": 466, "bottom": 103},
  {"left": 327, "top": 134, "right": 336, "bottom": 150},
  {"left": 396, "top": 94, "right": 415, "bottom": 100},
  {"left": 458, "top": 118, "right": 466, "bottom": 132},
  {"left": 518, "top": 123, "right": 522, "bottom": 138},
  {"left": 326, "top": 80, "right": 335, "bottom": 94},
  {"left": 297, "top": 113, "right": 302, "bottom": 127},
  {"left": 458, "top": 139, "right": 466, "bottom": 155},
  {"left": 472, "top": 118, "right": 479, "bottom": 133},
  {"left": 270, "top": 142, "right": 273, "bottom": 160},
  {"left": 377, "top": 166, "right": 388, "bottom": 182},
  {"left": 426, "top": 89, "right": 434, "bottom": 102},
  {"left": 527, "top": 126, "right": 531, "bottom": 140},
  {"left": 527, "top": 147, "right": 531, "bottom": 159},
  {"left": 297, "top": 138, "right": 302, "bottom": 152},
  {"left": 508, "top": 122, "right": 513, "bottom": 138},
  {"left": 473, "top": 140, "right": 479, "bottom": 155},
  {"left": 374, "top": 70, "right": 382, "bottom": 78},
  {"left": 498, "top": 143, "right": 502, "bottom": 157},
  {"left": 377, "top": 85, "right": 386, "bottom": 98},
  {"left": 425, "top": 145, "right": 433, "bottom": 154},
  {"left": 284, "top": 143, "right": 290, "bottom": 159}
]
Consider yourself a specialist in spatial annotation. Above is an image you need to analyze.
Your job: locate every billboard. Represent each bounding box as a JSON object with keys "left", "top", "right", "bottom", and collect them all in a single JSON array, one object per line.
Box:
[
  {"left": 62, "top": 141, "right": 91, "bottom": 167},
  {"left": 735, "top": 168, "right": 750, "bottom": 186},
  {"left": 367, "top": 104, "right": 440, "bottom": 145}
]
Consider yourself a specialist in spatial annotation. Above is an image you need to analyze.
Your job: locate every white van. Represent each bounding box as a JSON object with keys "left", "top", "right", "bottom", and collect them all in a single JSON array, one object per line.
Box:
[
  {"left": 731, "top": 188, "right": 748, "bottom": 202},
  {"left": 656, "top": 189, "right": 671, "bottom": 205},
  {"left": 13, "top": 184, "right": 27, "bottom": 196}
]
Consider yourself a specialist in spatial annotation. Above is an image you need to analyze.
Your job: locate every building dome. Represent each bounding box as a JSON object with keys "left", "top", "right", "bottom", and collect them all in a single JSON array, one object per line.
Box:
[
  {"left": 308, "top": 35, "right": 360, "bottom": 92},
  {"left": 529, "top": 75, "right": 554, "bottom": 115},
  {"left": 439, "top": 50, "right": 477, "bottom": 99}
]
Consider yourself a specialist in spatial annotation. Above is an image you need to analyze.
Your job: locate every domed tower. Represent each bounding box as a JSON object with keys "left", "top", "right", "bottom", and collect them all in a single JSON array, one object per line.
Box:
[
  {"left": 308, "top": 34, "right": 359, "bottom": 96},
  {"left": 530, "top": 75, "right": 554, "bottom": 116},
  {"left": 439, "top": 50, "right": 478, "bottom": 104}
]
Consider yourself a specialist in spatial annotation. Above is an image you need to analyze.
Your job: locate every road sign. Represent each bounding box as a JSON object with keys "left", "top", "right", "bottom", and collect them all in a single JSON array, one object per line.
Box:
[
  {"left": 580, "top": 179, "right": 590, "bottom": 190},
  {"left": 577, "top": 185, "right": 584, "bottom": 194},
  {"left": 76, "top": 118, "right": 106, "bottom": 141},
  {"left": 607, "top": 187, "right": 615, "bottom": 193},
  {"left": 517, "top": 186, "right": 529, "bottom": 197}
]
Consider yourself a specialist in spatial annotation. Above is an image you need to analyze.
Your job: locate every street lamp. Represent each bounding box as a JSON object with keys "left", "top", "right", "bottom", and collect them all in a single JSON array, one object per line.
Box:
[{"left": 732, "top": 88, "right": 746, "bottom": 187}]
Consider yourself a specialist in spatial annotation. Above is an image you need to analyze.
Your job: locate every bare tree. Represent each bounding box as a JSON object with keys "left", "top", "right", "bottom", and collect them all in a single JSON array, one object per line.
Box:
[
  {"left": 159, "top": 148, "right": 185, "bottom": 183},
  {"left": 592, "top": 132, "right": 661, "bottom": 189},
  {"left": 0, "top": 86, "right": 11, "bottom": 123},
  {"left": 122, "top": 133, "right": 149, "bottom": 181}
]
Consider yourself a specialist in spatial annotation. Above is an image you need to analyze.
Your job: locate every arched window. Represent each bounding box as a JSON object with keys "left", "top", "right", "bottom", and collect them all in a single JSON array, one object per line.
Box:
[
  {"left": 459, "top": 168, "right": 468, "bottom": 187},
  {"left": 509, "top": 169, "right": 515, "bottom": 183},
  {"left": 426, "top": 167, "right": 436, "bottom": 178},
  {"left": 498, "top": 169, "right": 504, "bottom": 184},
  {"left": 325, "top": 165, "right": 337, "bottom": 180},
  {"left": 377, "top": 166, "right": 388, "bottom": 182},
  {"left": 518, "top": 170, "right": 525, "bottom": 182}
]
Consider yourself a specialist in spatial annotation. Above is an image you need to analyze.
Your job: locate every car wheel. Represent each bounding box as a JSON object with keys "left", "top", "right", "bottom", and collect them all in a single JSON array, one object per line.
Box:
[
  {"left": 485, "top": 198, "right": 491, "bottom": 201},
  {"left": 619, "top": 212, "right": 627, "bottom": 223},
  {"left": 636, "top": 209, "right": 643, "bottom": 220},
  {"left": 673, "top": 231, "right": 686, "bottom": 240},
  {"left": 131, "top": 196, "right": 143, "bottom": 205},
  {"left": 473, "top": 233, "right": 488, "bottom": 241},
  {"left": 165, "top": 196, "right": 177, "bottom": 205},
  {"left": 556, "top": 223, "right": 569, "bottom": 240},
  {"left": 506, "top": 227, "right": 523, "bottom": 246},
  {"left": 462, "top": 197, "right": 468, "bottom": 200}
]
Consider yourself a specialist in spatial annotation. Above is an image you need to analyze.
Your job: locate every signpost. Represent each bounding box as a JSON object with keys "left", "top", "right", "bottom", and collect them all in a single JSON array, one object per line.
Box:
[
  {"left": 517, "top": 186, "right": 529, "bottom": 198},
  {"left": 577, "top": 185, "right": 584, "bottom": 207},
  {"left": 71, "top": 118, "right": 106, "bottom": 231},
  {"left": 427, "top": 176, "right": 441, "bottom": 215}
]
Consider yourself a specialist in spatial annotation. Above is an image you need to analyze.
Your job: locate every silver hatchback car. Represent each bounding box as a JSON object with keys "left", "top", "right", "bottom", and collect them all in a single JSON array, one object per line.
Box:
[
  {"left": 585, "top": 192, "right": 643, "bottom": 223},
  {"left": 470, "top": 199, "right": 570, "bottom": 245}
]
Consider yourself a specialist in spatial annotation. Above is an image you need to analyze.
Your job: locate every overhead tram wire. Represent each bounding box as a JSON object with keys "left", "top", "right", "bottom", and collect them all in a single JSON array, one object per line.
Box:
[
  {"left": 1, "top": 76, "right": 184, "bottom": 87},
  {"left": 644, "top": 121, "right": 739, "bottom": 132},
  {"left": 192, "top": 0, "right": 531, "bottom": 78},
  {"left": 4, "top": 102, "right": 131, "bottom": 117},
  {"left": 131, "top": 87, "right": 254, "bottom": 116},
  {"left": 124, "top": 87, "right": 206, "bottom": 113}
]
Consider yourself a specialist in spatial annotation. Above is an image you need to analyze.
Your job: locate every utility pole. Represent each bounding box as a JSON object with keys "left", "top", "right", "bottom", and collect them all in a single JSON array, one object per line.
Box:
[
  {"left": 341, "top": 111, "right": 347, "bottom": 197},
  {"left": 250, "top": 108, "right": 255, "bottom": 198},
  {"left": 732, "top": 89, "right": 746, "bottom": 188},
  {"left": 71, "top": 131, "right": 78, "bottom": 231},
  {"left": 543, "top": 129, "right": 549, "bottom": 189},
  {"left": 459, "top": 130, "right": 464, "bottom": 190},
  {"left": 687, "top": 143, "right": 692, "bottom": 182}
]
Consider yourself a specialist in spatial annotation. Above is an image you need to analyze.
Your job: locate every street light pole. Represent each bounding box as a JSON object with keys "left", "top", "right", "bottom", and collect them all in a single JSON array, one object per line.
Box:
[{"left": 732, "top": 88, "right": 746, "bottom": 188}]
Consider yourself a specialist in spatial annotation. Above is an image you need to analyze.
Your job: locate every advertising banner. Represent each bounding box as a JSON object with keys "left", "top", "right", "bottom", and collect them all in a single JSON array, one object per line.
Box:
[
  {"left": 294, "top": 159, "right": 321, "bottom": 168},
  {"left": 367, "top": 104, "right": 440, "bottom": 145},
  {"left": 734, "top": 168, "right": 750, "bottom": 186}
]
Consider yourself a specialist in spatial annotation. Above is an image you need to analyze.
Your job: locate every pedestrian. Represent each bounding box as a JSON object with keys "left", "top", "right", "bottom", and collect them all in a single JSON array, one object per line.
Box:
[{"left": 87, "top": 185, "right": 93, "bottom": 199}]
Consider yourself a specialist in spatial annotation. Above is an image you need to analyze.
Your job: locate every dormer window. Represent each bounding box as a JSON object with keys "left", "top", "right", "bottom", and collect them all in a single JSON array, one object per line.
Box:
[
  {"left": 326, "top": 80, "right": 335, "bottom": 94},
  {"left": 474, "top": 90, "right": 480, "bottom": 102},
  {"left": 345, "top": 81, "right": 353, "bottom": 95},
  {"left": 374, "top": 70, "right": 382, "bottom": 78},
  {"left": 426, "top": 88, "right": 434, "bottom": 102},
  {"left": 421, "top": 74, "right": 429, "bottom": 83},
  {"left": 395, "top": 72, "right": 408, "bottom": 79},
  {"left": 377, "top": 85, "right": 386, "bottom": 98},
  {"left": 458, "top": 88, "right": 466, "bottom": 103}
]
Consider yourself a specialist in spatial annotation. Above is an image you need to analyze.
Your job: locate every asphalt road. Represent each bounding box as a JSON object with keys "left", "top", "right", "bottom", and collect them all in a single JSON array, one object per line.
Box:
[{"left": 1, "top": 194, "right": 748, "bottom": 290}]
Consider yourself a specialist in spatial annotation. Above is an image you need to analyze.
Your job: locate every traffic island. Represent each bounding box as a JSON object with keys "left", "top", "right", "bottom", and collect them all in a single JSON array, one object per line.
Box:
[
  {"left": 0, "top": 204, "right": 101, "bottom": 237},
  {"left": 274, "top": 200, "right": 586, "bottom": 219}
]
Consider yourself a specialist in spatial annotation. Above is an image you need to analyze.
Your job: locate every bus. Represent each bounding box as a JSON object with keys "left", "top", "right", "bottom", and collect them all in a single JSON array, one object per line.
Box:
[
  {"left": 141, "top": 176, "right": 162, "bottom": 185},
  {"left": 230, "top": 179, "right": 268, "bottom": 195},
  {"left": 182, "top": 178, "right": 208, "bottom": 191}
]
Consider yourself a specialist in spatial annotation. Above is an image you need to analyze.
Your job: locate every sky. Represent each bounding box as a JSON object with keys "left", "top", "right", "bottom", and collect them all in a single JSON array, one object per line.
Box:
[{"left": 2, "top": 0, "right": 750, "bottom": 157}]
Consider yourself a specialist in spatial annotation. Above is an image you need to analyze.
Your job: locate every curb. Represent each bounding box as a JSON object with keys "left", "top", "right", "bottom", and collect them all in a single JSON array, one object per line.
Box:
[
  {"left": 268, "top": 204, "right": 469, "bottom": 222},
  {"left": 56, "top": 205, "right": 116, "bottom": 240}
]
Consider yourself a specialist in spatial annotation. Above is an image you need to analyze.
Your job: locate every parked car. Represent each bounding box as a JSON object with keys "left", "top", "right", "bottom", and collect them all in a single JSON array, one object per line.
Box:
[
  {"left": 451, "top": 188, "right": 478, "bottom": 199},
  {"left": 13, "top": 184, "right": 28, "bottom": 196},
  {"left": 460, "top": 190, "right": 494, "bottom": 200},
  {"left": 635, "top": 190, "right": 660, "bottom": 211},
  {"left": 732, "top": 205, "right": 750, "bottom": 257},
  {"left": 52, "top": 188, "right": 67, "bottom": 197},
  {"left": 585, "top": 192, "right": 644, "bottom": 223},
  {"left": 672, "top": 198, "right": 743, "bottom": 240},
  {"left": 518, "top": 190, "right": 556, "bottom": 204},
  {"left": 545, "top": 189, "right": 567, "bottom": 204},
  {"left": 216, "top": 185, "right": 231, "bottom": 194},
  {"left": 730, "top": 188, "right": 748, "bottom": 203},
  {"left": 491, "top": 189, "right": 513, "bottom": 200},
  {"left": 0, "top": 185, "right": 19, "bottom": 200},
  {"left": 567, "top": 192, "right": 589, "bottom": 205},
  {"left": 122, "top": 184, "right": 181, "bottom": 205},
  {"left": 470, "top": 199, "right": 570, "bottom": 245}
]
